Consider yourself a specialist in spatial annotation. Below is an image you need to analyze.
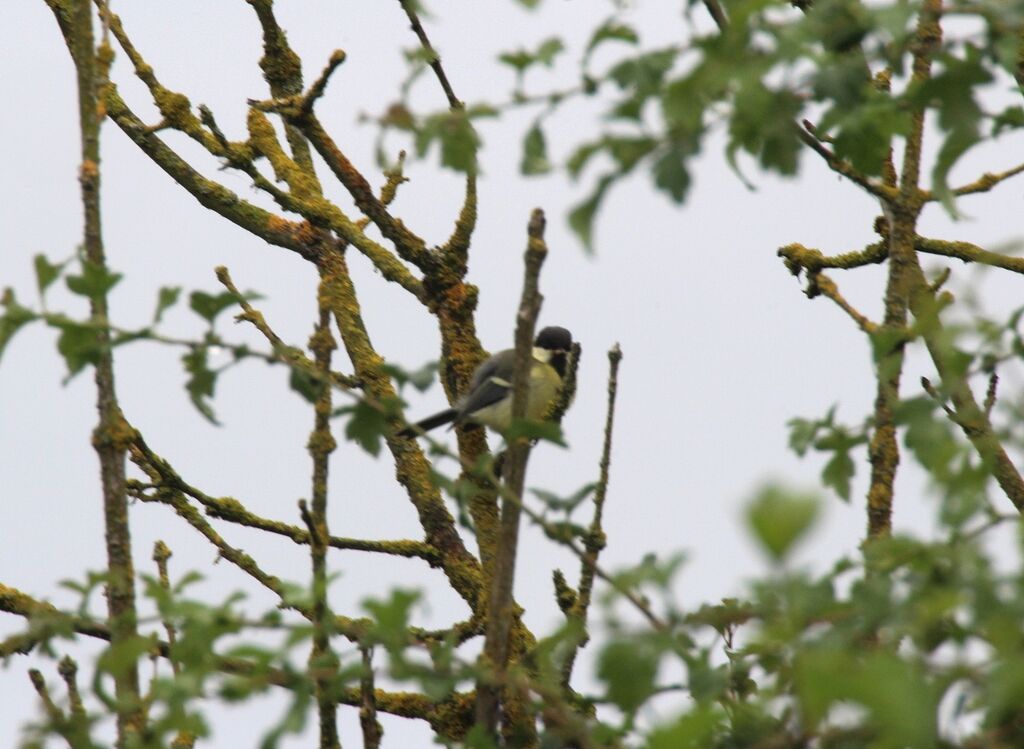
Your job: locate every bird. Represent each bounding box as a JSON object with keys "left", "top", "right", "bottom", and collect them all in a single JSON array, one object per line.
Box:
[{"left": 398, "top": 326, "right": 573, "bottom": 437}]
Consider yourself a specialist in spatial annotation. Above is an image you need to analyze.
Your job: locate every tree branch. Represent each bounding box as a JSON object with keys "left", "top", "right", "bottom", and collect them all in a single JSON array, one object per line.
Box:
[
  {"left": 915, "top": 237, "right": 1024, "bottom": 275},
  {"left": 561, "top": 344, "right": 622, "bottom": 687},
  {"left": 476, "top": 208, "right": 548, "bottom": 738},
  {"left": 316, "top": 245, "right": 486, "bottom": 613},
  {"left": 44, "top": 2, "right": 143, "bottom": 743},
  {"left": 359, "top": 647, "right": 383, "bottom": 749},
  {"left": 304, "top": 302, "right": 341, "bottom": 749},
  {"left": 397, "top": 0, "right": 463, "bottom": 110}
]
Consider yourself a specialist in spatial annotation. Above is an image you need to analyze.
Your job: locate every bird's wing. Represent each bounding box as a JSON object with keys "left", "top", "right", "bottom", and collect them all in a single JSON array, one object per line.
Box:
[{"left": 456, "top": 350, "right": 514, "bottom": 423}]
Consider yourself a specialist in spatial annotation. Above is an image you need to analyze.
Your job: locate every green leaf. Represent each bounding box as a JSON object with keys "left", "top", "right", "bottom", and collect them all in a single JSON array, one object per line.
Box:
[
  {"left": 787, "top": 406, "right": 835, "bottom": 457},
  {"left": 0, "top": 290, "right": 37, "bottom": 364},
  {"left": 568, "top": 174, "right": 615, "bottom": 252},
  {"left": 498, "top": 37, "right": 563, "bottom": 73},
  {"left": 653, "top": 145, "right": 692, "bottom": 203},
  {"left": 55, "top": 320, "right": 103, "bottom": 379},
  {"left": 822, "top": 449, "right": 855, "bottom": 502},
  {"left": 566, "top": 140, "right": 605, "bottom": 179},
  {"left": 895, "top": 396, "right": 958, "bottom": 477},
  {"left": 189, "top": 290, "right": 244, "bottom": 324},
  {"left": 182, "top": 347, "right": 219, "bottom": 424},
  {"left": 586, "top": 19, "right": 639, "bottom": 57},
  {"left": 415, "top": 110, "right": 481, "bottom": 173},
  {"left": 334, "top": 400, "right": 390, "bottom": 457},
  {"left": 383, "top": 361, "right": 438, "bottom": 392},
  {"left": 520, "top": 123, "right": 551, "bottom": 175},
  {"left": 153, "top": 286, "right": 182, "bottom": 324},
  {"left": 795, "top": 649, "right": 938, "bottom": 747},
  {"left": 993, "top": 105, "right": 1024, "bottom": 136},
  {"left": 530, "top": 483, "right": 597, "bottom": 513},
  {"left": 647, "top": 707, "right": 724, "bottom": 749},
  {"left": 535, "top": 37, "right": 564, "bottom": 66},
  {"left": 362, "top": 589, "right": 420, "bottom": 649},
  {"left": 597, "top": 638, "right": 660, "bottom": 713},
  {"left": 746, "top": 484, "right": 821, "bottom": 562},
  {"left": 728, "top": 82, "right": 802, "bottom": 176},
  {"left": 608, "top": 49, "right": 676, "bottom": 94},
  {"left": 809, "top": 0, "right": 873, "bottom": 53},
  {"left": 34, "top": 254, "right": 64, "bottom": 298},
  {"left": 504, "top": 418, "right": 566, "bottom": 446},
  {"left": 288, "top": 366, "right": 322, "bottom": 404},
  {"left": 65, "top": 259, "right": 122, "bottom": 302}
]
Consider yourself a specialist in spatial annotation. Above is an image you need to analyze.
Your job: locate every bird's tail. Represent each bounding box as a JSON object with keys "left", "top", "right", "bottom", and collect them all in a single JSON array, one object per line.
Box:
[{"left": 397, "top": 408, "right": 458, "bottom": 438}]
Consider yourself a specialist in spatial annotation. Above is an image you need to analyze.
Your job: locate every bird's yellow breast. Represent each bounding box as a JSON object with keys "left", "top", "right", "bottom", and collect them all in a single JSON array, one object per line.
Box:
[{"left": 468, "top": 361, "right": 561, "bottom": 431}]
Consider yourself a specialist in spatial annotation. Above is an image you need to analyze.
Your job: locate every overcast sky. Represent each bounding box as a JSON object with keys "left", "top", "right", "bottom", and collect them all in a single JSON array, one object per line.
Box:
[{"left": 3, "top": 1, "right": 1024, "bottom": 746}]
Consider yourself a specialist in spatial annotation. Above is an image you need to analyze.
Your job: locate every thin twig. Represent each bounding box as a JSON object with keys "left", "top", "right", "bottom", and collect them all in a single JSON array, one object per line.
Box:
[
  {"left": 702, "top": 0, "right": 729, "bottom": 31},
  {"left": 984, "top": 371, "right": 999, "bottom": 417},
  {"left": 397, "top": 0, "right": 463, "bottom": 110},
  {"left": 946, "top": 161, "right": 1024, "bottom": 198},
  {"left": 561, "top": 344, "right": 622, "bottom": 687},
  {"left": 814, "top": 274, "right": 879, "bottom": 334},
  {"left": 152, "top": 542, "right": 179, "bottom": 676}
]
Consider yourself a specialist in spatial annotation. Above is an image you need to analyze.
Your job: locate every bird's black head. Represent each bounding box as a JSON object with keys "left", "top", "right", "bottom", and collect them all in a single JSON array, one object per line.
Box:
[
  {"left": 534, "top": 326, "right": 573, "bottom": 377},
  {"left": 534, "top": 326, "right": 573, "bottom": 352}
]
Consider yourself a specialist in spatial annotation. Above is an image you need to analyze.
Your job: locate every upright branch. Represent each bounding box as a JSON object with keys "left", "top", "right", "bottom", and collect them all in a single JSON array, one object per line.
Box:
[
  {"left": 45, "top": 0, "right": 144, "bottom": 742},
  {"left": 475, "top": 209, "right": 548, "bottom": 740},
  {"left": 305, "top": 303, "right": 341, "bottom": 749},
  {"left": 561, "top": 344, "right": 622, "bottom": 686}
]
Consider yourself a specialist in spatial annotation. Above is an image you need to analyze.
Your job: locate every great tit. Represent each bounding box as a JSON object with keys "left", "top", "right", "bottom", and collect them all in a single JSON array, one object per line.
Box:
[{"left": 399, "top": 326, "right": 573, "bottom": 437}]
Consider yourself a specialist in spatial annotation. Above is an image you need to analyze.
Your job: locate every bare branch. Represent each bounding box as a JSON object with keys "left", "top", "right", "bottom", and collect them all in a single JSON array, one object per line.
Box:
[
  {"left": 948, "top": 161, "right": 1024, "bottom": 198},
  {"left": 562, "top": 344, "right": 622, "bottom": 686},
  {"left": 814, "top": 274, "right": 879, "bottom": 334},
  {"left": 397, "top": 0, "right": 463, "bottom": 110},
  {"left": 44, "top": 2, "right": 143, "bottom": 742},
  {"left": 304, "top": 301, "right": 342, "bottom": 749},
  {"left": 216, "top": 266, "right": 360, "bottom": 389},
  {"left": 476, "top": 209, "right": 548, "bottom": 738},
  {"left": 778, "top": 241, "right": 888, "bottom": 276},
  {"left": 151, "top": 542, "right": 179, "bottom": 676}
]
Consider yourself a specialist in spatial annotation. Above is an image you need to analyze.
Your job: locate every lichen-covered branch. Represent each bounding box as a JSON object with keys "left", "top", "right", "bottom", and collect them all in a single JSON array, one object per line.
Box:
[
  {"left": 304, "top": 303, "right": 341, "bottom": 749},
  {"left": 43, "top": 2, "right": 144, "bottom": 743},
  {"left": 1, "top": 582, "right": 465, "bottom": 735},
  {"left": 317, "top": 245, "right": 485, "bottom": 612},
  {"left": 246, "top": 0, "right": 321, "bottom": 179},
  {"left": 915, "top": 237, "right": 1024, "bottom": 275},
  {"left": 811, "top": 274, "right": 879, "bottom": 334},
  {"left": 778, "top": 241, "right": 888, "bottom": 275},
  {"left": 103, "top": 88, "right": 318, "bottom": 259},
  {"left": 938, "top": 161, "right": 1024, "bottom": 199}
]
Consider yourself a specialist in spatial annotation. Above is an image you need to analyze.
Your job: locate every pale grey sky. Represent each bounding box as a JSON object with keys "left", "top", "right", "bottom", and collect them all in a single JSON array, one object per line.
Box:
[{"left": 3, "top": 1, "right": 1023, "bottom": 746}]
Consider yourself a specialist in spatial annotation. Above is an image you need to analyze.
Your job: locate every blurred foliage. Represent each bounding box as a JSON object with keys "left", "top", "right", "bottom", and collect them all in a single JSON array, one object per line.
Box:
[
  {"left": 377, "top": 0, "right": 1024, "bottom": 247},
  {"left": 7, "top": 0, "right": 1024, "bottom": 747}
]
